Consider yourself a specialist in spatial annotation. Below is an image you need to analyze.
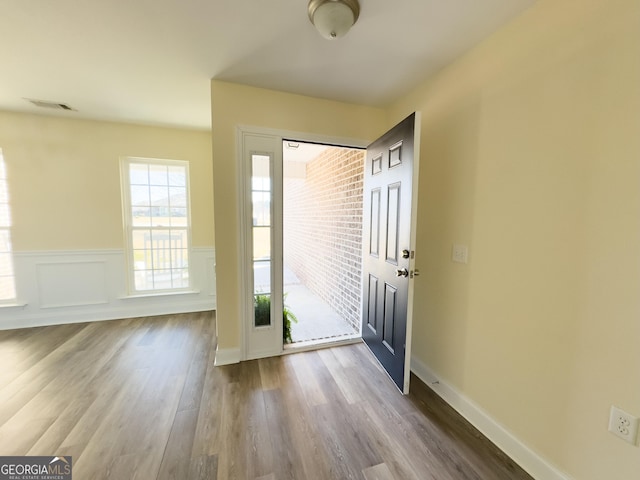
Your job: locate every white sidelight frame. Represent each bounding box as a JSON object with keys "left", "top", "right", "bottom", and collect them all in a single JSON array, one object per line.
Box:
[{"left": 238, "top": 131, "right": 284, "bottom": 360}]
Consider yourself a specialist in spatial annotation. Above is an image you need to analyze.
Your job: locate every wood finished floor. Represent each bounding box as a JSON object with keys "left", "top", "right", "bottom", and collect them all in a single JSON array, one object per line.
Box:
[{"left": 0, "top": 312, "right": 533, "bottom": 480}]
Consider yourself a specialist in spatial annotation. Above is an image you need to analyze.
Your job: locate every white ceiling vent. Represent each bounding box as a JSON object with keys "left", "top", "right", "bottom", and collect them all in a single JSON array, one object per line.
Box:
[{"left": 25, "top": 98, "right": 76, "bottom": 111}]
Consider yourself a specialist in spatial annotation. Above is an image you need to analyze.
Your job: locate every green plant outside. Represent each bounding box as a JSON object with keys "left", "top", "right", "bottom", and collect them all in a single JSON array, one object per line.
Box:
[
  {"left": 254, "top": 293, "right": 271, "bottom": 327},
  {"left": 254, "top": 294, "right": 298, "bottom": 344}
]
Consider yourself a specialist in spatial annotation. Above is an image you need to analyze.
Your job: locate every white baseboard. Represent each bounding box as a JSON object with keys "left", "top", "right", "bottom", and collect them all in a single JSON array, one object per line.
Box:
[
  {"left": 214, "top": 347, "right": 241, "bottom": 366},
  {"left": 410, "top": 355, "right": 572, "bottom": 480}
]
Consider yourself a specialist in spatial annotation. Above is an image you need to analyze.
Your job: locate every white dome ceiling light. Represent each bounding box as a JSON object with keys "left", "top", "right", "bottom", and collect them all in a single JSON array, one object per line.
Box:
[{"left": 308, "top": 0, "right": 361, "bottom": 40}]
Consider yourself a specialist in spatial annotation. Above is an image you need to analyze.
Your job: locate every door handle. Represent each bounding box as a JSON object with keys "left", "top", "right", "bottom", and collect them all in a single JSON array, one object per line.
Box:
[{"left": 396, "top": 268, "right": 409, "bottom": 277}]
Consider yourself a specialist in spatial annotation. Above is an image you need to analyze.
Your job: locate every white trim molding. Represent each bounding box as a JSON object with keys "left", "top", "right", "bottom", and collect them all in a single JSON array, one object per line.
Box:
[
  {"left": 0, "top": 247, "right": 216, "bottom": 330},
  {"left": 214, "top": 347, "right": 241, "bottom": 366},
  {"left": 235, "top": 125, "right": 371, "bottom": 362},
  {"left": 411, "top": 355, "right": 572, "bottom": 480}
]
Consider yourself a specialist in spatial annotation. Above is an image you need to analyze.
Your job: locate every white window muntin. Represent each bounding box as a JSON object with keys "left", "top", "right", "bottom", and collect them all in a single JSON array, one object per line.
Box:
[{"left": 121, "top": 157, "right": 192, "bottom": 294}]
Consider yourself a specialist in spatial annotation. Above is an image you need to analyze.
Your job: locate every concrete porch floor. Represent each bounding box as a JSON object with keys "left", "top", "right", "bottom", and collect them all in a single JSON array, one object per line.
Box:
[{"left": 284, "top": 272, "right": 358, "bottom": 344}]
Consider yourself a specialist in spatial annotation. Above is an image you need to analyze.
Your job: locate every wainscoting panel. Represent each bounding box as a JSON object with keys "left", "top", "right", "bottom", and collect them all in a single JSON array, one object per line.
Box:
[
  {"left": 0, "top": 248, "right": 216, "bottom": 330},
  {"left": 37, "top": 261, "right": 108, "bottom": 308}
]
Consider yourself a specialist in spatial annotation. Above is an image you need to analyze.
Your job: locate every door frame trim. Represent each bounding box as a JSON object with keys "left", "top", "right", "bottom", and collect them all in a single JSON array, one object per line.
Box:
[
  {"left": 236, "top": 125, "right": 370, "bottom": 361},
  {"left": 403, "top": 111, "right": 421, "bottom": 393}
]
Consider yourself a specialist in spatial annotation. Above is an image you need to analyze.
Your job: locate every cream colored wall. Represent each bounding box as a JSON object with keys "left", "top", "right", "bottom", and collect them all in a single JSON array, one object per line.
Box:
[
  {"left": 211, "top": 80, "right": 386, "bottom": 350},
  {"left": 389, "top": 0, "right": 640, "bottom": 478},
  {"left": 0, "top": 111, "right": 214, "bottom": 250}
]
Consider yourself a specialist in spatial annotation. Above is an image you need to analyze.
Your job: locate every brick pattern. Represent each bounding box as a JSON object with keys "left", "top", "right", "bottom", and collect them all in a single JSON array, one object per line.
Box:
[{"left": 284, "top": 147, "right": 365, "bottom": 330}]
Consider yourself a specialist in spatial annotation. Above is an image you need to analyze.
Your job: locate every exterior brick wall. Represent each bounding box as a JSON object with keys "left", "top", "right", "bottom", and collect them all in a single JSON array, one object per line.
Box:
[{"left": 283, "top": 147, "right": 365, "bottom": 330}]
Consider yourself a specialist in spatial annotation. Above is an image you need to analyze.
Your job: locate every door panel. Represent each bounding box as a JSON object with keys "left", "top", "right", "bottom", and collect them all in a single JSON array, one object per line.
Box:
[
  {"left": 370, "top": 189, "right": 381, "bottom": 256},
  {"left": 366, "top": 274, "right": 379, "bottom": 333},
  {"left": 383, "top": 283, "right": 397, "bottom": 351},
  {"left": 362, "top": 113, "right": 416, "bottom": 392},
  {"left": 386, "top": 183, "right": 401, "bottom": 264}
]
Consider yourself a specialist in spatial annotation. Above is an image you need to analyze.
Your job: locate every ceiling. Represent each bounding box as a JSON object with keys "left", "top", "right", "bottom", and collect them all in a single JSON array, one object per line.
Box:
[
  {"left": 284, "top": 141, "right": 330, "bottom": 163},
  {"left": 0, "top": 0, "right": 535, "bottom": 130}
]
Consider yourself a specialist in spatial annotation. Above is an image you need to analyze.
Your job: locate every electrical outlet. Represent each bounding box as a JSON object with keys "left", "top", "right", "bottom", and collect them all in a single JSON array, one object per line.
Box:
[
  {"left": 452, "top": 244, "right": 468, "bottom": 264},
  {"left": 608, "top": 406, "right": 639, "bottom": 445}
]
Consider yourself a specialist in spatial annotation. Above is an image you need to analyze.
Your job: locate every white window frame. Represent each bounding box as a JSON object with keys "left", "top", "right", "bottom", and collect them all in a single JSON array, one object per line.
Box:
[
  {"left": 120, "top": 156, "right": 193, "bottom": 295},
  {"left": 0, "top": 148, "right": 17, "bottom": 304}
]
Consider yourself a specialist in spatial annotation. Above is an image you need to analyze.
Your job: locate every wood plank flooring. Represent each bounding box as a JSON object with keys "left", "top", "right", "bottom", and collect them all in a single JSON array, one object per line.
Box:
[{"left": 0, "top": 312, "right": 533, "bottom": 480}]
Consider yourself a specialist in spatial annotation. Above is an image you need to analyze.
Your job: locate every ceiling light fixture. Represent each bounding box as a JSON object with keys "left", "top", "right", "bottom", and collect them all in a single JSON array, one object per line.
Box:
[{"left": 308, "top": 0, "right": 360, "bottom": 40}]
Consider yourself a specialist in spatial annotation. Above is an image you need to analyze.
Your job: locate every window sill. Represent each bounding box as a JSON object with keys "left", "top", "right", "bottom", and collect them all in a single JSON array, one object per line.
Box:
[
  {"left": 0, "top": 302, "right": 27, "bottom": 309},
  {"left": 119, "top": 290, "right": 200, "bottom": 300}
]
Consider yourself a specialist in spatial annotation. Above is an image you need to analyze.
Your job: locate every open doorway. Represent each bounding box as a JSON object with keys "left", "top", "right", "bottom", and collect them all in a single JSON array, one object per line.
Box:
[{"left": 282, "top": 140, "right": 365, "bottom": 346}]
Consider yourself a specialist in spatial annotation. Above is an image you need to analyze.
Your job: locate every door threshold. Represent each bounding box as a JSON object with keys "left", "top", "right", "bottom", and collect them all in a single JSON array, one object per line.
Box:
[{"left": 283, "top": 334, "right": 362, "bottom": 354}]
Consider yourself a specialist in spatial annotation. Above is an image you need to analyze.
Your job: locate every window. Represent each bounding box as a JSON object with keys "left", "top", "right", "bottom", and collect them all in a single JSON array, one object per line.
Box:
[
  {"left": 121, "top": 158, "right": 191, "bottom": 293},
  {"left": 252, "top": 154, "right": 272, "bottom": 326},
  {"left": 0, "top": 149, "right": 16, "bottom": 302}
]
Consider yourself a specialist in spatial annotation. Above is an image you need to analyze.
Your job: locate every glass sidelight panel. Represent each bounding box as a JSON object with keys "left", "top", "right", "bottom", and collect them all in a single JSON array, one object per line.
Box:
[{"left": 252, "top": 154, "right": 272, "bottom": 327}]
